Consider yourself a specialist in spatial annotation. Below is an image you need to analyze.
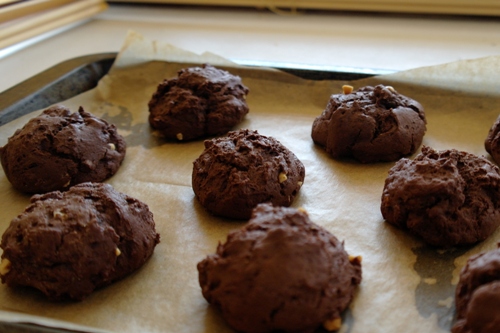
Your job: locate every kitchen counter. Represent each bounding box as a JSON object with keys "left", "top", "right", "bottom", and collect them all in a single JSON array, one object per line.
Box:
[{"left": 1, "top": 3, "right": 500, "bottom": 93}]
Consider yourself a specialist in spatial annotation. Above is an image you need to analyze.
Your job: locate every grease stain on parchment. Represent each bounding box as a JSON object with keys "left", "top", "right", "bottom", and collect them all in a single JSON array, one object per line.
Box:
[
  {"left": 100, "top": 104, "right": 164, "bottom": 149},
  {"left": 412, "top": 246, "right": 468, "bottom": 330}
]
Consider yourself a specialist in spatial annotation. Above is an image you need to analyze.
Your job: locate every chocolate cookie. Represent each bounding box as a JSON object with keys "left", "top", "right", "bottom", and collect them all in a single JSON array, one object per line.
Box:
[
  {"left": 192, "top": 129, "right": 305, "bottom": 220},
  {"left": 0, "top": 182, "right": 160, "bottom": 301},
  {"left": 311, "top": 84, "right": 426, "bottom": 163},
  {"left": 381, "top": 146, "right": 500, "bottom": 247},
  {"left": 0, "top": 105, "right": 126, "bottom": 194},
  {"left": 452, "top": 246, "right": 500, "bottom": 333},
  {"left": 197, "top": 203, "right": 362, "bottom": 333},
  {"left": 148, "top": 64, "right": 249, "bottom": 141},
  {"left": 485, "top": 114, "right": 500, "bottom": 165}
]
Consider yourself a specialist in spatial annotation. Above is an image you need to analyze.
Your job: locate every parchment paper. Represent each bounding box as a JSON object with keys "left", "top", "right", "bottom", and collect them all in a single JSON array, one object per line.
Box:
[{"left": 0, "top": 31, "right": 500, "bottom": 333}]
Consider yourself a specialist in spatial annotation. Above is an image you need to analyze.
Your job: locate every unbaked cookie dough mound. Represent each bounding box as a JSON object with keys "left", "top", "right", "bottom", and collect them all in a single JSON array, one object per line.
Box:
[
  {"left": 0, "top": 105, "right": 126, "bottom": 194},
  {"left": 381, "top": 146, "right": 500, "bottom": 247},
  {"left": 311, "top": 84, "right": 426, "bottom": 163},
  {"left": 148, "top": 64, "right": 249, "bottom": 141},
  {"left": 197, "top": 203, "right": 362, "bottom": 333},
  {"left": 0, "top": 182, "right": 160, "bottom": 301},
  {"left": 453, "top": 246, "right": 500, "bottom": 333},
  {"left": 192, "top": 129, "right": 305, "bottom": 220}
]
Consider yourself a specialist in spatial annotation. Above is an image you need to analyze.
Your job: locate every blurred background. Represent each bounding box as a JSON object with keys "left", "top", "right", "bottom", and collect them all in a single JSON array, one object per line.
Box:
[{"left": 1, "top": 0, "right": 500, "bottom": 92}]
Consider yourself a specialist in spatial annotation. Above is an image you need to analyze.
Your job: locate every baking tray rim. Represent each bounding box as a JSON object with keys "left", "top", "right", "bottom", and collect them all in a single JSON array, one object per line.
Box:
[{"left": 0, "top": 52, "right": 396, "bottom": 126}]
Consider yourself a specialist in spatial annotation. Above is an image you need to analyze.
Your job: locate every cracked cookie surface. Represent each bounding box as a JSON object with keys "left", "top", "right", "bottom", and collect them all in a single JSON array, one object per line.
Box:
[
  {"left": 453, "top": 246, "right": 500, "bottom": 333},
  {"left": 0, "top": 105, "right": 126, "bottom": 193},
  {"left": 311, "top": 84, "right": 426, "bottom": 163},
  {"left": 148, "top": 64, "right": 249, "bottom": 141},
  {"left": 0, "top": 182, "right": 160, "bottom": 301},
  {"left": 197, "top": 203, "right": 362, "bottom": 333},
  {"left": 192, "top": 129, "right": 305, "bottom": 220},
  {"left": 381, "top": 146, "right": 500, "bottom": 247}
]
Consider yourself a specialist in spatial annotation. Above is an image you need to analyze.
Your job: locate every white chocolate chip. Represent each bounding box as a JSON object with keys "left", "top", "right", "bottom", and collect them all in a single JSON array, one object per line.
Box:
[
  {"left": 53, "top": 208, "right": 66, "bottom": 220},
  {"left": 83, "top": 160, "right": 94, "bottom": 169},
  {"left": 342, "top": 85, "right": 354, "bottom": 94},
  {"left": 108, "top": 143, "right": 116, "bottom": 150},
  {"left": 278, "top": 172, "right": 288, "bottom": 183},
  {"left": 297, "top": 181, "right": 303, "bottom": 187},
  {"left": 115, "top": 248, "right": 121, "bottom": 257},
  {"left": 0, "top": 258, "right": 11, "bottom": 276},
  {"left": 386, "top": 85, "right": 395, "bottom": 92},
  {"left": 176, "top": 133, "right": 183, "bottom": 141},
  {"left": 297, "top": 207, "right": 308, "bottom": 214},
  {"left": 323, "top": 317, "right": 342, "bottom": 331}
]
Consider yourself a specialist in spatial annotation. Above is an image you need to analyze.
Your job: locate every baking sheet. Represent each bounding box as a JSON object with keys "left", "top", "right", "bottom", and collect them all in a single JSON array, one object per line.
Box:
[
  {"left": 0, "top": 31, "right": 500, "bottom": 333},
  {"left": 0, "top": 53, "right": 115, "bottom": 127}
]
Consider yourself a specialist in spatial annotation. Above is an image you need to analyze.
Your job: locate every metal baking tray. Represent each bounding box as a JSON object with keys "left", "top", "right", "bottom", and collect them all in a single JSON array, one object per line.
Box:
[
  {"left": 0, "top": 54, "right": 393, "bottom": 333},
  {"left": 0, "top": 53, "right": 395, "bottom": 126}
]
